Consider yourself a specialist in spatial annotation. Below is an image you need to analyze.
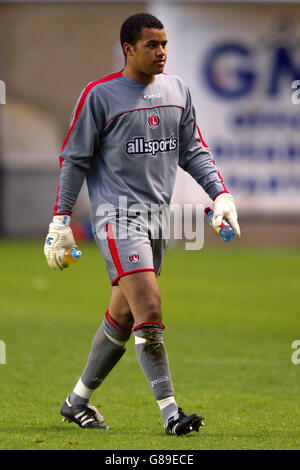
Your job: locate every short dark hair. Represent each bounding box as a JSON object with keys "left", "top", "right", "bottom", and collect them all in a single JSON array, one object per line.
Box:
[{"left": 120, "top": 13, "right": 164, "bottom": 57}]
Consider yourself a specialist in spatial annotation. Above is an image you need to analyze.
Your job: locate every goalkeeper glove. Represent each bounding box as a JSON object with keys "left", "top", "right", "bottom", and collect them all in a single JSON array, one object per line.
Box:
[
  {"left": 44, "top": 215, "right": 77, "bottom": 270},
  {"left": 212, "top": 193, "right": 241, "bottom": 238}
]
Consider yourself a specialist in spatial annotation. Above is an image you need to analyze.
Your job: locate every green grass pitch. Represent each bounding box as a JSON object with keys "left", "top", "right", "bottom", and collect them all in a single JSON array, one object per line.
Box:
[{"left": 0, "top": 240, "right": 299, "bottom": 450}]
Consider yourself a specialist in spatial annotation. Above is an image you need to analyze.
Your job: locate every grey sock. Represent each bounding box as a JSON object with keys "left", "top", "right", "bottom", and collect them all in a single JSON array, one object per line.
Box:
[
  {"left": 69, "top": 392, "right": 89, "bottom": 407},
  {"left": 79, "top": 311, "right": 132, "bottom": 390},
  {"left": 133, "top": 322, "right": 175, "bottom": 401},
  {"left": 161, "top": 402, "right": 179, "bottom": 427}
]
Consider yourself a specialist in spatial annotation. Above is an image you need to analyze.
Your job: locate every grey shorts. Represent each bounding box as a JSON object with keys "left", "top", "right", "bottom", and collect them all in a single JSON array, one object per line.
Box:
[{"left": 94, "top": 216, "right": 168, "bottom": 286}]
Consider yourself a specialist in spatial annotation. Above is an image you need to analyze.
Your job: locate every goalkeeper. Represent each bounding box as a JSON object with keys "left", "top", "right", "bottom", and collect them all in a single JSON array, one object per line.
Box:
[{"left": 44, "top": 13, "right": 240, "bottom": 435}]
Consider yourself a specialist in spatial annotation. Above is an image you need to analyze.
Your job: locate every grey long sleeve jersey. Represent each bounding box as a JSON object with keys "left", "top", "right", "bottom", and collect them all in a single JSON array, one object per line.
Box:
[{"left": 54, "top": 71, "right": 227, "bottom": 225}]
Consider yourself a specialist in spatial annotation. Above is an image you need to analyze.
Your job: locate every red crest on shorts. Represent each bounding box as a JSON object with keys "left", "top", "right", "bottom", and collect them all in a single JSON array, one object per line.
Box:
[
  {"left": 148, "top": 114, "right": 160, "bottom": 128},
  {"left": 129, "top": 253, "right": 140, "bottom": 263}
]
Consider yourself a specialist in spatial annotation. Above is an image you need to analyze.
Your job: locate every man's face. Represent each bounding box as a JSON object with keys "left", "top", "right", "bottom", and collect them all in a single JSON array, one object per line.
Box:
[{"left": 129, "top": 27, "right": 167, "bottom": 76}]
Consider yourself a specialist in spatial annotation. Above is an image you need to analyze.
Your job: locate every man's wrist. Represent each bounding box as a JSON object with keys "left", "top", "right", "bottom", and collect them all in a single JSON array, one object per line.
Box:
[
  {"left": 52, "top": 214, "right": 71, "bottom": 227},
  {"left": 212, "top": 190, "right": 229, "bottom": 201}
]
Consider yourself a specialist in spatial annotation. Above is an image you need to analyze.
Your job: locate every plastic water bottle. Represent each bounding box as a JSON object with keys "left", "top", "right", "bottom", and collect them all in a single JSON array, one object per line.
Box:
[
  {"left": 63, "top": 249, "right": 82, "bottom": 265},
  {"left": 205, "top": 207, "right": 236, "bottom": 242}
]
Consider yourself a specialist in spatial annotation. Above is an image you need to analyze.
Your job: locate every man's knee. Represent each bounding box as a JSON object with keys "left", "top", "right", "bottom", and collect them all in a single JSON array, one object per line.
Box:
[
  {"left": 140, "top": 295, "right": 162, "bottom": 323},
  {"left": 114, "top": 306, "right": 133, "bottom": 325},
  {"left": 108, "top": 286, "right": 133, "bottom": 326},
  {"left": 118, "top": 271, "right": 162, "bottom": 323}
]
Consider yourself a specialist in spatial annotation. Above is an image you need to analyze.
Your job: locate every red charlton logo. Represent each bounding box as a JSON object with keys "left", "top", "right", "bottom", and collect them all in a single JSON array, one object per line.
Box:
[
  {"left": 148, "top": 114, "right": 160, "bottom": 128},
  {"left": 129, "top": 253, "right": 139, "bottom": 263}
]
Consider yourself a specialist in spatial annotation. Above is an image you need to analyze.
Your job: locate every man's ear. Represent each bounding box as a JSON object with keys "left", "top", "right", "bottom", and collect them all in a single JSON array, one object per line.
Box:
[{"left": 123, "top": 42, "right": 135, "bottom": 57}]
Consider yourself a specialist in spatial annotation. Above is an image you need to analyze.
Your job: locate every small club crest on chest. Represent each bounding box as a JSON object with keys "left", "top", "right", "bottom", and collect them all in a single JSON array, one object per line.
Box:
[{"left": 147, "top": 114, "right": 160, "bottom": 129}]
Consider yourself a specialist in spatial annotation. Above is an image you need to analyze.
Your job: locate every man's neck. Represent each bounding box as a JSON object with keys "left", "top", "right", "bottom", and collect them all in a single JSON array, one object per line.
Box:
[{"left": 122, "top": 65, "right": 155, "bottom": 85}]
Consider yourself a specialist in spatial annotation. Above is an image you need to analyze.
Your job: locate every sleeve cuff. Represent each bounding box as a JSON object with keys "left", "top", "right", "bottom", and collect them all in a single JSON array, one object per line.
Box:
[{"left": 212, "top": 190, "right": 229, "bottom": 201}]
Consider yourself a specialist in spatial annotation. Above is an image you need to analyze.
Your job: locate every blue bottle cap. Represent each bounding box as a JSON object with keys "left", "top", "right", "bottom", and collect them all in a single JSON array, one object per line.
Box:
[{"left": 72, "top": 249, "right": 82, "bottom": 259}]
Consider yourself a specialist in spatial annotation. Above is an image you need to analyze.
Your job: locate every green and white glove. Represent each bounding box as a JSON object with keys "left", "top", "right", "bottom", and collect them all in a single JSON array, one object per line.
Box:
[
  {"left": 44, "top": 215, "right": 77, "bottom": 270},
  {"left": 212, "top": 193, "right": 241, "bottom": 238}
]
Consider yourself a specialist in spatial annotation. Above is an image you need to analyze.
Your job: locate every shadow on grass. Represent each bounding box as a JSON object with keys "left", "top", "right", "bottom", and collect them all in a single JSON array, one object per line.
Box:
[{"left": 0, "top": 425, "right": 104, "bottom": 434}]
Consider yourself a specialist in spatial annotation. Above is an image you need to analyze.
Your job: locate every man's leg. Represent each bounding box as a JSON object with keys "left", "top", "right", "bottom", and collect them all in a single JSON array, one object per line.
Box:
[
  {"left": 118, "top": 271, "right": 179, "bottom": 428},
  {"left": 118, "top": 271, "right": 204, "bottom": 434},
  {"left": 61, "top": 287, "right": 133, "bottom": 427},
  {"left": 70, "top": 286, "right": 133, "bottom": 404},
  {"left": 71, "top": 287, "right": 133, "bottom": 400}
]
